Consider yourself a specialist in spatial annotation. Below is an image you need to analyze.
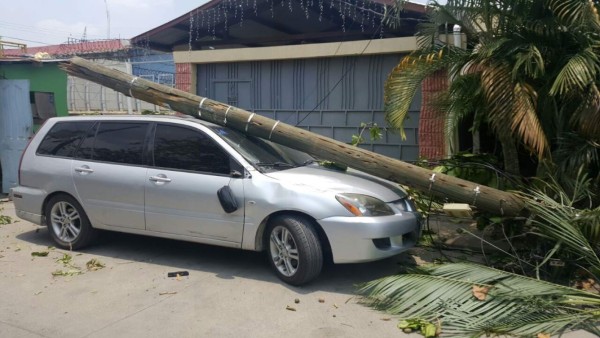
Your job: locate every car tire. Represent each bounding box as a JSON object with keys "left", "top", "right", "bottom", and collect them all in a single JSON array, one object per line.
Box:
[
  {"left": 266, "top": 215, "right": 323, "bottom": 286},
  {"left": 44, "top": 194, "right": 96, "bottom": 250}
]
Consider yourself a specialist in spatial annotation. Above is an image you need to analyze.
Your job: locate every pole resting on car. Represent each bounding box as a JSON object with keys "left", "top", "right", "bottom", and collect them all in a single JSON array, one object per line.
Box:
[{"left": 60, "top": 56, "right": 526, "bottom": 217}]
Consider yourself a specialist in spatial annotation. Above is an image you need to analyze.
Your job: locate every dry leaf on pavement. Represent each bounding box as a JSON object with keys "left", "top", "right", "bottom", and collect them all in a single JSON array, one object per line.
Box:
[{"left": 472, "top": 285, "right": 490, "bottom": 301}]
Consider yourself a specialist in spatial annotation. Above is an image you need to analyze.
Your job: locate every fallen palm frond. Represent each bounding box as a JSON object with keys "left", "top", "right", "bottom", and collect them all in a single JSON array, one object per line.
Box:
[
  {"left": 517, "top": 168, "right": 600, "bottom": 276},
  {"left": 359, "top": 263, "right": 600, "bottom": 337}
]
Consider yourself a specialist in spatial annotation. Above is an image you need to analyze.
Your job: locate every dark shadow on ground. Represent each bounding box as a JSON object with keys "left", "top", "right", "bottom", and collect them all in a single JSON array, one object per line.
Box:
[{"left": 16, "top": 226, "right": 415, "bottom": 295}]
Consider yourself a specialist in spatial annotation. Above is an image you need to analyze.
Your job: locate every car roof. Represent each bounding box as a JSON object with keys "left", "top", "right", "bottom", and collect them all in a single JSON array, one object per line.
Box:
[{"left": 48, "top": 114, "right": 221, "bottom": 128}]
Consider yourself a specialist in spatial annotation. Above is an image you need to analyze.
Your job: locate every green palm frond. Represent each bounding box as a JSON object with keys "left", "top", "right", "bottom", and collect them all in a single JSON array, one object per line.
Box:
[
  {"left": 384, "top": 47, "right": 466, "bottom": 139},
  {"left": 524, "top": 193, "right": 599, "bottom": 270},
  {"left": 471, "top": 38, "right": 511, "bottom": 60},
  {"left": 422, "top": 263, "right": 600, "bottom": 303},
  {"left": 360, "top": 273, "right": 480, "bottom": 318},
  {"left": 550, "top": 48, "right": 600, "bottom": 96},
  {"left": 572, "top": 83, "right": 600, "bottom": 138},
  {"left": 521, "top": 16, "right": 565, "bottom": 43},
  {"left": 518, "top": 172, "right": 600, "bottom": 271},
  {"left": 360, "top": 263, "right": 600, "bottom": 337},
  {"left": 554, "top": 132, "right": 600, "bottom": 176},
  {"left": 444, "top": 80, "right": 474, "bottom": 130},
  {"left": 548, "top": 0, "right": 600, "bottom": 30},
  {"left": 442, "top": 310, "right": 598, "bottom": 337},
  {"left": 512, "top": 44, "right": 545, "bottom": 80},
  {"left": 382, "top": 0, "right": 406, "bottom": 29},
  {"left": 441, "top": 73, "right": 485, "bottom": 139},
  {"left": 576, "top": 208, "right": 600, "bottom": 245}
]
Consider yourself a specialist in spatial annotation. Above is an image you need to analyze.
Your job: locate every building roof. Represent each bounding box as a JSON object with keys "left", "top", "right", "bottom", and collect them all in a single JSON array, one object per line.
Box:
[
  {"left": 0, "top": 57, "right": 65, "bottom": 64},
  {"left": 2, "top": 39, "right": 130, "bottom": 58},
  {"left": 132, "top": 0, "right": 427, "bottom": 52}
]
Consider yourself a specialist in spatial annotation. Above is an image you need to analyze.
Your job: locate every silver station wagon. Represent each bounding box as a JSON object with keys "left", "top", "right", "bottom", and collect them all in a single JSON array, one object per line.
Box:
[{"left": 11, "top": 116, "right": 420, "bottom": 285}]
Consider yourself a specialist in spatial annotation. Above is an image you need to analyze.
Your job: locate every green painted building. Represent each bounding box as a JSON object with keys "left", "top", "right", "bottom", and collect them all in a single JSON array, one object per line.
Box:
[{"left": 0, "top": 59, "right": 68, "bottom": 126}]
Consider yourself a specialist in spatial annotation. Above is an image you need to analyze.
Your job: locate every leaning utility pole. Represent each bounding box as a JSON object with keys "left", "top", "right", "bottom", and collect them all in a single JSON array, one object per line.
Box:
[{"left": 60, "top": 57, "right": 525, "bottom": 216}]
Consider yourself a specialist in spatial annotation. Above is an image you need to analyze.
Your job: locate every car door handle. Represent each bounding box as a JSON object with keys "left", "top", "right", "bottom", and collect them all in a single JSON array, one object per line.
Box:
[
  {"left": 74, "top": 166, "right": 94, "bottom": 174},
  {"left": 149, "top": 175, "right": 172, "bottom": 183}
]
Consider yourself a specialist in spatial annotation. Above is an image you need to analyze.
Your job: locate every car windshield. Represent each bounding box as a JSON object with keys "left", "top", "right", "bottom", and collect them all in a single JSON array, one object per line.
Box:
[{"left": 210, "top": 126, "right": 315, "bottom": 172}]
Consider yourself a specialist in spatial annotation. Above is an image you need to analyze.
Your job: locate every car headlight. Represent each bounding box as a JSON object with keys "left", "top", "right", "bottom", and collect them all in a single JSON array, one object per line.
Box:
[{"left": 335, "top": 193, "right": 394, "bottom": 217}]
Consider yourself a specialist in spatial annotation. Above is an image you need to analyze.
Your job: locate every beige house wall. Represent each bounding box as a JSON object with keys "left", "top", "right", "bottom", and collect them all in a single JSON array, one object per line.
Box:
[{"left": 174, "top": 37, "right": 419, "bottom": 65}]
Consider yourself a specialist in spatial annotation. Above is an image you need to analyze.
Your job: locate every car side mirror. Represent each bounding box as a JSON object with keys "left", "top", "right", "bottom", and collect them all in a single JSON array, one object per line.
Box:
[
  {"left": 217, "top": 185, "right": 238, "bottom": 213},
  {"left": 230, "top": 170, "right": 243, "bottom": 178}
]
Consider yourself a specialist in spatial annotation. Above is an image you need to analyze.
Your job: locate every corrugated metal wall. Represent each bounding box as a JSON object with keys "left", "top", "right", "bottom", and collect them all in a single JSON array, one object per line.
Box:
[{"left": 196, "top": 55, "right": 421, "bottom": 161}]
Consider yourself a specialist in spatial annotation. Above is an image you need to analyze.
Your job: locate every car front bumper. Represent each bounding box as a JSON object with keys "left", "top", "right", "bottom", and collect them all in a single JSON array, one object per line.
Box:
[{"left": 318, "top": 212, "right": 421, "bottom": 264}]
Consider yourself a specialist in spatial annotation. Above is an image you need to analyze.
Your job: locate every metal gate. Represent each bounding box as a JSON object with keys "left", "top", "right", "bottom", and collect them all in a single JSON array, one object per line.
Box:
[
  {"left": 196, "top": 55, "right": 421, "bottom": 161},
  {"left": 0, "top": 80, "right": 33, "bottom": 193}
]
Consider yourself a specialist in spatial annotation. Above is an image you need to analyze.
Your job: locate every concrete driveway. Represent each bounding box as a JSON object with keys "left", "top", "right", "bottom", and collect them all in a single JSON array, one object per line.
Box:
[{"left": 0, "top": 201, "right": 413, "bottom": 338}]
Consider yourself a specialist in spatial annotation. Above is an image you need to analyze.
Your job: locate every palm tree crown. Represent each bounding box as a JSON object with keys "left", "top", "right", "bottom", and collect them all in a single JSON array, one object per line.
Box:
[{"left": 385, "top": 0, "right": 600, "bottom": 177}]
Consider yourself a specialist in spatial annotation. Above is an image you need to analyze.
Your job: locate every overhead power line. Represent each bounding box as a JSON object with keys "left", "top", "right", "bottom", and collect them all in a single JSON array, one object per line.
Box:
[{"left": 0, "top": 35, "right": 54, "bottom": 46}]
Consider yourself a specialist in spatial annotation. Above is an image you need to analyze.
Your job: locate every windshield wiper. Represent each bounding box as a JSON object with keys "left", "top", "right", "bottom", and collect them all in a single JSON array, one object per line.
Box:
[{"left": 254, "top": 162, "right": 296, "bottom": 168}]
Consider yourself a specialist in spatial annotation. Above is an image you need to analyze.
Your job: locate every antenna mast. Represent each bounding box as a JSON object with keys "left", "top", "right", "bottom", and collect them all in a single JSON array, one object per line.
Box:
[{"left": 104, "top": 0, "right": 110, "bottom": 39}]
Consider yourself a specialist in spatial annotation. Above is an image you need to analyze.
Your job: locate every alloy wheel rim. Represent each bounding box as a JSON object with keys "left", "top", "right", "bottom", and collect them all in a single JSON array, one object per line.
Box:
[
  {"left": 50, "top": 201, "right": 81, "bottom": 242},
  {"left": 269, "top": 226, "right": 299, "bottom": 277}
]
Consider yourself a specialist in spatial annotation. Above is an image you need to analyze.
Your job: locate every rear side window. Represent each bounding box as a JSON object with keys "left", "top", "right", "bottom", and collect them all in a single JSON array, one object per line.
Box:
[
  {"left": 37, "top": 121, "right": 94, "bottom": 157},
  {"left": 153, "top": 124, "right": 230, "bottom": 174},
  {"left": 76, "top": 122, "right": 148, "bottom": 165}
]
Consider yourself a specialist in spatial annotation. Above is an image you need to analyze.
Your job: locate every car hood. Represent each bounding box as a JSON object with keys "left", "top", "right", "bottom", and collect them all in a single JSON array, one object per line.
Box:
[{"left": 263, "top": 165, "right": 407, "bottom": 202}]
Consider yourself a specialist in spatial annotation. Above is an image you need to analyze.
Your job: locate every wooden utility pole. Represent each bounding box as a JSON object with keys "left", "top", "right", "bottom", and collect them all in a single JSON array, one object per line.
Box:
[{"left": 60, "top": 57, "right": 525, "bottom": 216}]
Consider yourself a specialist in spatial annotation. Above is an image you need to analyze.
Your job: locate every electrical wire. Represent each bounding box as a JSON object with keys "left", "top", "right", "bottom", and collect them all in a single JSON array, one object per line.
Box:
[{"left": 0, "top": 35, "right": 55, "bottom": 46}]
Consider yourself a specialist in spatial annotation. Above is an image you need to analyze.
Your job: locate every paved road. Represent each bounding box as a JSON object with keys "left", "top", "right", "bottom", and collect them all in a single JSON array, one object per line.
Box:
[{"left": 0, "top": 201, "right": 414, "bottom": 338}]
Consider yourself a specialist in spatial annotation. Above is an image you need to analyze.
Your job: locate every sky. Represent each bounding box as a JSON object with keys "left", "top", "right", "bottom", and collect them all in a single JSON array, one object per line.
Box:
[
  {"left": 0, "top": 0, "right": 206, "bottom": 46},
  {"left": 0, "top": 0, "right": 433, "bottom": 47}
]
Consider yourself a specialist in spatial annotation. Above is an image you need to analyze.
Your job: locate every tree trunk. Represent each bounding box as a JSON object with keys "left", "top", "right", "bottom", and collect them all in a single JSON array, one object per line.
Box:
[
  {"left": 60, "top": 57, "right": 526, "bottom": 216},
  {"left": 497, "top": 125, "right": 521, "bottom": 176}
]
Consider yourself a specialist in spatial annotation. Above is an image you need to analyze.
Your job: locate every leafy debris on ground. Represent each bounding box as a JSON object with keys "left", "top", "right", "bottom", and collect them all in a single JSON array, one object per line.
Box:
[
  {"left": 86, "top": 258, "right": 105, "bottom": 271},
  {"left": 31, "top": 251, "right": 49, "bottom": 257},
  {"left": 0, "top": 212, "right": 13, "bottom": 225},
  {"left": 56, "top": 253, "right": 73, "bottom": 266},
  {"left": 51, "top": 269, "right": 83, "bottom": 277},
  {"left": 397, "top": 319, "right": 439, "bottom": 337}
]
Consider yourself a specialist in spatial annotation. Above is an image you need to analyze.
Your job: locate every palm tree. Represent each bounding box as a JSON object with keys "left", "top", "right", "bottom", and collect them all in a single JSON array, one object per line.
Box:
[
  {"left": 385, "top": 0, "right": 600, "bottom": 178},
  {"left": 365, "top": 4, "right": 600, "bottom": 335}
]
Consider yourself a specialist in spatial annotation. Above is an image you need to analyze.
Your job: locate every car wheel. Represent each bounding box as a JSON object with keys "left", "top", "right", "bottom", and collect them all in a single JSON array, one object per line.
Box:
[
  {"left": 267, "top": 215, "right": 323, "bottom": 286},
  {"left": 45, "top": 194, "right": 96, "bottom": 250}
]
